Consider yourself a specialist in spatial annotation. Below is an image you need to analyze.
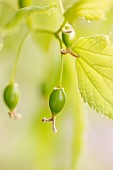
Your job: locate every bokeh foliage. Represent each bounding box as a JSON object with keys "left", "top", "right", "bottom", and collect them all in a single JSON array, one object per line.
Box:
[{"left": 0, "top": 0, "right": 113, "bottom": 170}]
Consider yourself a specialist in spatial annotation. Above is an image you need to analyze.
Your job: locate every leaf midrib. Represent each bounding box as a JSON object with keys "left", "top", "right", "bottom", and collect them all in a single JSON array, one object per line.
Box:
[
  {"left": 74, "top": 46, "right": 113, "bottom": 57},
  {"left": 76, "top": 53, "right": 113, "bottom": 83}
]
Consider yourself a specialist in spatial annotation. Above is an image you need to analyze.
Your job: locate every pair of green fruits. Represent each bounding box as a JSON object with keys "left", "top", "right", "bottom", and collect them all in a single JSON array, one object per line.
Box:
[
  {"left": 4, "top": 0, "right": 76, "bottom": 130},
  {"left": 3, "top": 83, "right": 66, "bottom": 118},
  {"left": 3, "top": 20, "right": 76, "bottom": 119},
  {"left": 3, "top": 26, "right": 76, "bottom": 131}
]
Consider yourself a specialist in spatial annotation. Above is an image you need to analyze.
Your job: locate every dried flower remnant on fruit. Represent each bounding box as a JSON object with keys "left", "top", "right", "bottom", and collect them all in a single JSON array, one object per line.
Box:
[{"left": 62, "top": 24, "right": 76, "bottom": 48}]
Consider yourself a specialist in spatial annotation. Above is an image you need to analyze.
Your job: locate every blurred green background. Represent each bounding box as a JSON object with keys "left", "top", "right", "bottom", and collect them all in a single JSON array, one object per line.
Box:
[{"left": 0, "top": 0, "right": 113, "bottom": 170}]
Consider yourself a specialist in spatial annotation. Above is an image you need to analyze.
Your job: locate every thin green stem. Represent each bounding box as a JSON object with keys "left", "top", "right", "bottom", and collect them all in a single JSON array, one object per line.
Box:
[
  {"left": 34, "top": 29, "right": 55, "bottom": 35},
  {"left": 58, "top": 1, "right": 84, "bottom": 170},
  {"left": 56, "top": 18, "right": 67, "bottom": 34},
  {"left": 58, "top": 0, "right": 64, "bottom": 13},
  {"left": 33, "top": 28, "right": 63, "bottom": 49},
  {"left": 59, "top": 54, "right": 64, "bottom": 87},
  {"left": 10, "top": 31, "right": 30, "bottom": 83},
  {"left": 56, "top": 0, "right": 67, "bottom": 34},
  {"left": 57, "top": 0, "right": 65, "bottom": 87},
  {"left": 35, "top": 28, "right": 64, "bottom": 88},
  {"left": 33, "top": 29, "right": 63, "bottom": 48}
]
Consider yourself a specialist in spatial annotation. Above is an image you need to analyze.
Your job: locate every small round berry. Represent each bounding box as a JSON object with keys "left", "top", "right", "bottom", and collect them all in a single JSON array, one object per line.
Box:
[
  {"left": 3, "top": 83, "right": 20, "bottom": 111},
  {"left": 62, "top": 24, "right": 76, "bottom": 48},
  {"left": 18, "top": 0, "right": 32, "bottom": 8},
  {"left": 49, "top": 87, "right": 66, "bottom": 115}
]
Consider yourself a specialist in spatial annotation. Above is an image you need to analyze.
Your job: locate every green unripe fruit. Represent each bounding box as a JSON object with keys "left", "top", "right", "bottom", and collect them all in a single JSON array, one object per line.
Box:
[
  {"left": 18, "top": 0, "right": 32, "bottom": 8},
  {"left": 62, "top": 24, "right": 76, "bottom": 48},
  {"left": 49, "top": 87, "right": 66, "bottom": 115},
  {"left": 4, "top": 83, "right": 20, "bottom": 111}
]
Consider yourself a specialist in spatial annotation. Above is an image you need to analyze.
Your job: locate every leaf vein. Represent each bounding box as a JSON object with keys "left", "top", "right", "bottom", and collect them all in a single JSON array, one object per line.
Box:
[
  {"left": 75, "top": 46, "right": 113, "bottom": 57},
  {"left": 78, "top": 59, "right": 113, "bottom": 109}
]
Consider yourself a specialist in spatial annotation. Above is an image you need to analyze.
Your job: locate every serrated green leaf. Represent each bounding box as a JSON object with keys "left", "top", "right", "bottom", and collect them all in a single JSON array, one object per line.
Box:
[
  {"left": 72, "top": 35, "right": 113, "bottom": 118},
  {"left": 64, "top": 0, "right": 113, "bottom": 23}
]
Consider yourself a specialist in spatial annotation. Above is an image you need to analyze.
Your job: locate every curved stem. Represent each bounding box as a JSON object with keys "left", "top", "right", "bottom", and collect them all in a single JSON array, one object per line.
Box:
[
  {"left": 32, "top": 27, "right": 64, "bottom": 88},
  {"left": 56, "top": 18, "right": 67, "bottom": 34},
  {"left": 33, "top": 29, "right": 55, "bottom": 36},
  {"left": 34, "top": 28, "right": 64, "bottom": 87},
  {"left": 33, "top": 28, "right": 63, "bottom": 48},
  {"left": 10, "top": 31, "right": 30, "bottom": 83}
]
